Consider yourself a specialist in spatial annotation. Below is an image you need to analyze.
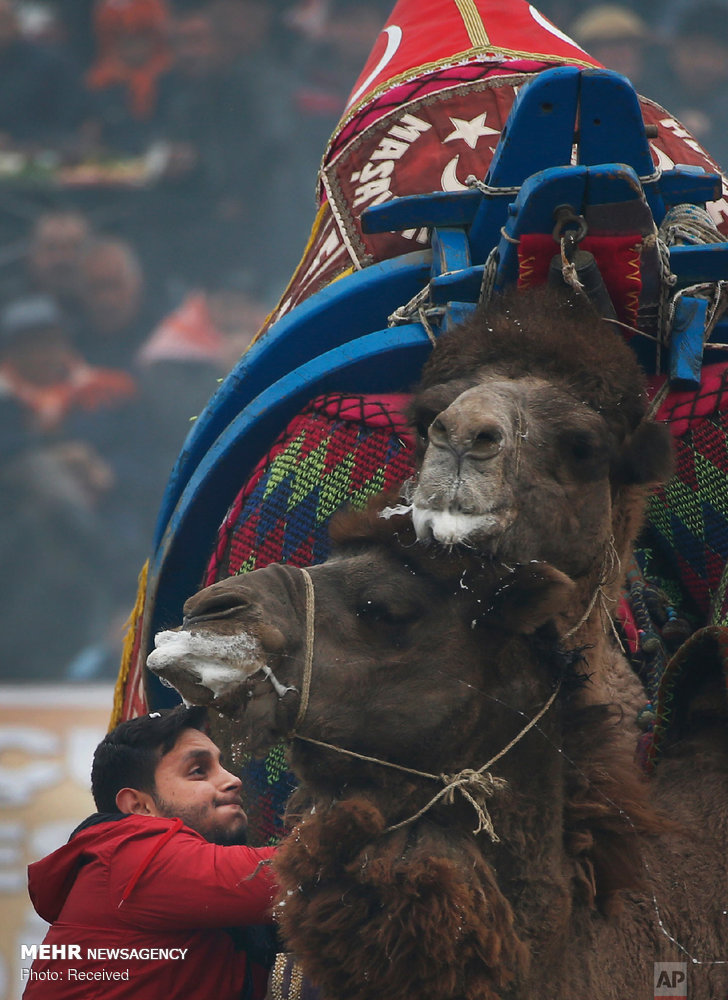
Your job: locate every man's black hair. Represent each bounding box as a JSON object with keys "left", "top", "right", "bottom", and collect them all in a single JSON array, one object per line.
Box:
[{"left": 91, "top": 706, "right": 208, "bottom": 813}]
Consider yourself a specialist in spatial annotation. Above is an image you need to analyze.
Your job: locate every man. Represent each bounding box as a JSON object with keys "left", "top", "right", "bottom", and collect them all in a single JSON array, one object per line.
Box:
[
  {"left": 76, "top": 237, "right": 149, "bottom": 370},
  {"left": 23, "top": 706, "right": 278, "bottom": 999},
  {"left": 0, "top": 0, "right": 89, "bottom": 148},
  {"left": 26, "top": 212, "right": 92, "bottom": 323}
]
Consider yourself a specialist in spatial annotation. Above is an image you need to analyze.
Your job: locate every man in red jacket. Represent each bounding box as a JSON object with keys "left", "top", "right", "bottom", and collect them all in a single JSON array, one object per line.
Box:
[{"left": 23, "top": 705, "right": 278, "bottom": 999}]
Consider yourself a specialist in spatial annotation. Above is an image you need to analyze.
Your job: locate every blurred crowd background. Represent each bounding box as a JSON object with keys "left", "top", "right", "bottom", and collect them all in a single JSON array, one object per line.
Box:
[{"left": 0, "top": 0, "right": 726, "bottom": 685}]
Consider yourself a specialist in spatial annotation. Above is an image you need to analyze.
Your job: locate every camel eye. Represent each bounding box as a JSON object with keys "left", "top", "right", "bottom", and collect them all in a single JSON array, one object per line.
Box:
[
  {"left": 561, "top": 429, "right": 598, "bottom": 463},
  {"left": 358, "top": 599, "right": 400, "bottom": 624},
  {"left": 558, "top": 427, "right": 609, "bottom": 479},
  {"left": 356, "top": 596, "right": 418, "bottom": 628},
  {"left": 356, "top": 598, "right": 416, "bottom": 651}
]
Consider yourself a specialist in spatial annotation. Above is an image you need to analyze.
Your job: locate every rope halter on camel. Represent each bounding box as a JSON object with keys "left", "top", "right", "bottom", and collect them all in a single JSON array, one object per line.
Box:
[{"left": 289, "top": 565, "right": 563, "bottom": 842}]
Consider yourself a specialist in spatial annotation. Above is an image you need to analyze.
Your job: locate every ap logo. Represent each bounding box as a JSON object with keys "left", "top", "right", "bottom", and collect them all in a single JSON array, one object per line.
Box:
[{"left": 654, "top": 962, "right": 688, "bottom": 999}]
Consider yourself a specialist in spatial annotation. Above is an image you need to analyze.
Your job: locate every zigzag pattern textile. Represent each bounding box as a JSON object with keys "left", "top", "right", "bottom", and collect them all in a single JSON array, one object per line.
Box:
[
  {"left": 646, "top": 371, "right": 728, "bottom": 623},
  {"left": 206, "top": 394, "right": 414, "bottom": 845},
  {"left": 632, "top": 363, "right": 728, "bottom": 767}
]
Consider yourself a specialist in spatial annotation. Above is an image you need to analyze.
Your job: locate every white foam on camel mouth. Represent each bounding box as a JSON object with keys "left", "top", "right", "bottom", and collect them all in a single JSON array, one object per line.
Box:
[
  {"left": 147, "top": 629, "right": 266, "bottom": 699},
  {"left": 411, "top": 505, "right": 497, "bottom": 545}
]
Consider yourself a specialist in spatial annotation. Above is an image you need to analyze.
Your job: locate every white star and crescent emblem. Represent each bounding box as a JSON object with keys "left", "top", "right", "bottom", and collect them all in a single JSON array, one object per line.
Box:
[{"left": 443, "top": 112, "right": 500, "bottom": 150}]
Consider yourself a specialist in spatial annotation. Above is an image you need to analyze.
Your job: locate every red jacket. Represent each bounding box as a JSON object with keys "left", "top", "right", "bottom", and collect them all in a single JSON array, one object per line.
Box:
[{"left": 24, "top": 813, "right": 277, "bottom": 1000}]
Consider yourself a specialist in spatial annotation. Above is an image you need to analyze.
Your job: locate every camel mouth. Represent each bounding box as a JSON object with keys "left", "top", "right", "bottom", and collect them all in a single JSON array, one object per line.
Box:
[
  {"left": 146, "top": 629, "right": 267, "bottom": 707},
  {"left": 411, "top": 504, "right": 512, "bottom": 546}
]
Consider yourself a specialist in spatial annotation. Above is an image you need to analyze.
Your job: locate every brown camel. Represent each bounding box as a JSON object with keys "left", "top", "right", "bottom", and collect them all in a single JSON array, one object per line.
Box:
[
  {"left": 146, "top": 289, "right": 726, "bottom": 998},
  {"left": 147, "top": 505, "right": 728, "bottom": 1000},
  {"left": 401, "top": 286, "right": 674, "bottom": 722}
]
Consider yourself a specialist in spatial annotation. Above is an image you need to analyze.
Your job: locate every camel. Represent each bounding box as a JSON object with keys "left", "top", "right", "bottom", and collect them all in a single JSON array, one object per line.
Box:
[
  {"left": 147, "top": 504, "right": 728, "bottom": 1000},
  {"left": 145, "top": 288, "right": 727, "bottom": 997},
  {"left": 402, "top": 286, "right": 674, "bottom": 721}
]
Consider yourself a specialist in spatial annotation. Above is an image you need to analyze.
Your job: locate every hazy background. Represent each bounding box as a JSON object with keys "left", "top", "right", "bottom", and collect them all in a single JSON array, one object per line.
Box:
[{"left": 0, "top": 1, "right": 726, "bottom": 997}]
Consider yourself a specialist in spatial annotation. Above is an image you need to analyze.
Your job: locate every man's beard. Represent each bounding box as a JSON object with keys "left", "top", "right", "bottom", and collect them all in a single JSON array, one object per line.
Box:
[{"left": 153, "top": 795, "right": 248, "bottom": 845}]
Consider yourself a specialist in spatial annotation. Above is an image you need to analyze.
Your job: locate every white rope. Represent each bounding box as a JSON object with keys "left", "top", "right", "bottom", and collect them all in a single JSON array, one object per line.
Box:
[{"left": 465, "top": 174, "right": 521, "bottom": 197}]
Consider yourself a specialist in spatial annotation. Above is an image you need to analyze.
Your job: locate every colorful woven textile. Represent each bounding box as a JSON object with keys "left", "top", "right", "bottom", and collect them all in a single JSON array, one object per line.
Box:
[
  {"left": 206, "top": 393, "right": 415, "bottom": 845},
  {"left": 647, "top": 365, "right": 728, "bottom": 622},
  {"left": 628, "top": 362, "right": 728, "bottom": 767},
  {"left": 205, "top": 393, "right": 414, "bottom": 584}
]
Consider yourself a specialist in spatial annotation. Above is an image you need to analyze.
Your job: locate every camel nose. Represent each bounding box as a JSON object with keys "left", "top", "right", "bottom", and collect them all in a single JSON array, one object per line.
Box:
[
  {"left": 428, "top": 404, "right": 504, "bottom": 460},
  {"left": 182, "top": 582, "right": 250, "bottom": 626}
]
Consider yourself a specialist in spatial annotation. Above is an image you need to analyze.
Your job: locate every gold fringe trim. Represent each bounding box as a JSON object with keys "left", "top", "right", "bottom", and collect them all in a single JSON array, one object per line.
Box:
[
  {"left": 325, "top": 49, "right": 598, "bottom": 162},
  {"left": 454, "top": 0, "right": 490, "bottom": 47},
  {"left": 110, "top": 560, "right": 148, "bottom": 731},
  {"left": 329, "top": 264, "right": 355, "bottom": 284}
]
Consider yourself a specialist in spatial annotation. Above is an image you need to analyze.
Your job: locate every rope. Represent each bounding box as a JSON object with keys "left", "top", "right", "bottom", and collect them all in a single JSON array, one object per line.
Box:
[
  {"left": 294, "top": 680, "right": 563, "bottom": 842},
  {"left": 465, "top": 174, "right": 521, "bottom": 198},
  {"left": 479, "top": 245, "right": 498, "bottom": 308},
  {"left": 654, "top": 234, "right": 677, "bottom": 367},
  {"left": 388, "top": 284, "right": 442, "bottom": 345},
  {"left": 293, "top": 567, "right": 315, "bottom": 731},
  {"left": 417, "top": 306, "right": 439, "bottom": 346},
  {"left": 559, "top": 235, "right": 585, "bottom": 294},
  {"left": 561, "top": 537, "right": 619, "bottom": 641},
  {"left": 388, "top": 284, "right": 431, "bottom": 326},
  {"left": 499, "top": 225, "right": 520, "bottom": 245},
  {"left": 659, "top": 203, "right": 728, "bottom": 248},
  {"left": 638, "top": 166, "right": 663, "bottom": 185},
  {"left": 647, "top": 379, "right": 671, "bottom": 420},
  {"left": 656, "top": 203, "right": 728, "bottom": 358},
  {"left": 385, "top": 680, "right": 561, "bottom": 839}
]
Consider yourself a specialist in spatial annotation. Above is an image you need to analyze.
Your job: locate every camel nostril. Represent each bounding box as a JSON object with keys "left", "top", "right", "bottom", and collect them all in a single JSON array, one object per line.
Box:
[
  {"left": 428, "top": 417, "right": 449, "bottom": 446},
  {"left": 183, "top": 588, "right": 250, "bottom": 626},
  {"left": 470, "top": 426, "right": 503, "bottom": 458}
]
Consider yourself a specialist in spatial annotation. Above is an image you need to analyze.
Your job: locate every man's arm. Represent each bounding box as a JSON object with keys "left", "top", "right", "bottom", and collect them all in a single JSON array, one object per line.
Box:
[{"left": 108, "top": 824, "right": 278, "bottom": 930}]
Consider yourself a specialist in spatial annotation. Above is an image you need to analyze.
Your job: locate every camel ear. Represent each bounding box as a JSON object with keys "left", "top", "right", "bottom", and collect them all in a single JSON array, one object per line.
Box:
[
  {"left": 487, "top": 563, "right": 576, "bottom": 634},
  {"left": 614, "top": 421, "right": 674, "bottom": 486}
]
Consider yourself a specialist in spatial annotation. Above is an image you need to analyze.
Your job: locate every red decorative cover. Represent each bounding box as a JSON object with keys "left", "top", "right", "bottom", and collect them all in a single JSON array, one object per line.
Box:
[
  {"left": 341, "top": 0, "right": 599, "bottom": 125},
  {"left": 265, "top": 0, "right": 728, "bottom": 332}
]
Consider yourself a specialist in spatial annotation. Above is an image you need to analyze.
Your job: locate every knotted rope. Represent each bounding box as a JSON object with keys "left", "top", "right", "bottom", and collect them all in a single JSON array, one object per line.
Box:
[
  {"left": 387, "top": 284, "right": 441, "bottom": 345},
  {"left": 656, "top": 202, "right": 728, "bottom": 351},
  {"left": 382, "top": 680, "right": 560, "bottom": 839},
  {"left": 290, "top": 560, "right": 563, "bottom": 841},
  {"left": 294, "top": 683, "right": 561, "bottom": 841}
]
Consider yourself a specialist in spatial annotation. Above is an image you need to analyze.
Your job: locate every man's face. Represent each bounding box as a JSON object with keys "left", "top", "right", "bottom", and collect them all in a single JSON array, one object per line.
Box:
[
  {"left": 171, "top": 15, "right": 219, "bottom": 78},
  {"left": 0, "top": 1, "right": 18, "bottom": 49},
  {"left": 28, "top": 216, "right": 90, "bottom": 300},
  {"left": 2, "top": 327, "right": 78, "bottom": 385},
  {"left": 81, "top": 249, "right": 142, "bottom": 336},
  {"left": 149, "top": 729, "right": 248, "bottom": 845}
]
